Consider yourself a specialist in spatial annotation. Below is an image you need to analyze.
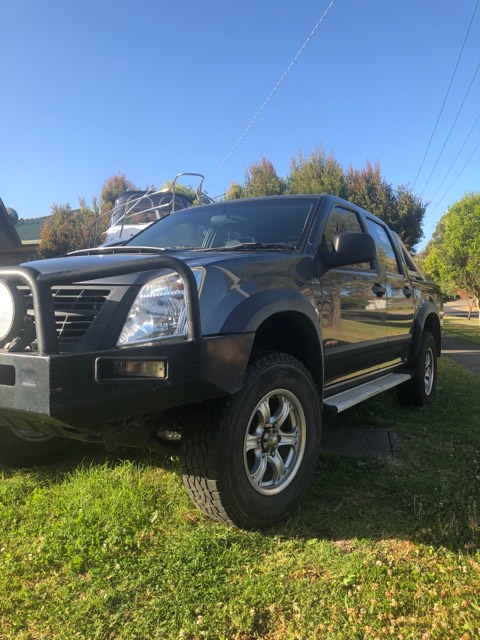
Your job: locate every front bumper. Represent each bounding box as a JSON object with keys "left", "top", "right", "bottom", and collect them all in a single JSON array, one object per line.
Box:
[
  {"left": 0, "top": 333, "right": 254, "bottom": 438},
  {"left": 0, "top": 256, "right": 253, "bottom": 442}
]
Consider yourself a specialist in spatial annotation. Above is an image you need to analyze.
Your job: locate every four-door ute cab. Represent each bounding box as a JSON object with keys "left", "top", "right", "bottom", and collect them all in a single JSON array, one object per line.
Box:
[{"left": 0, "top": 195, "right": 442, "bottom": 528}]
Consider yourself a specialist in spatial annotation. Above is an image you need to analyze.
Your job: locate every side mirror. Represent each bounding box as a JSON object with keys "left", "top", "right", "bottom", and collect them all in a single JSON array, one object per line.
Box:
[{"left": 322, "top": 232, "right": 377, "bottom": 269}]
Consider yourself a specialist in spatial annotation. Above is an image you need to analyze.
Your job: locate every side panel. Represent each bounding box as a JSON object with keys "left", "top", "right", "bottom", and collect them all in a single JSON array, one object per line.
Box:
[
  {"left": 311, "top": 202, "right": 389, "bottom": 386},
  {"left": 364, "top": 217, "right": 415, "bottom": 365},
  {"left": 319, "top": 268, "right": 388, "bottom": 384},
  {"left": 384, "top": 272, "right": 415, "bottom": 364}
]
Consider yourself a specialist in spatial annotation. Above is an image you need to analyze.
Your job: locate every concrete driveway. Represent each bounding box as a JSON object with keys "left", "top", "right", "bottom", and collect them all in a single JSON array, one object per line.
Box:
[
  {"left": 442, "top": 301, "right": 480, "bottom": 374},
  {"left": 443, "top": 300, "right": 478, "bottom": 319},
  {"left": 442, "top": 336, "right": 480, "bottom": 375}
]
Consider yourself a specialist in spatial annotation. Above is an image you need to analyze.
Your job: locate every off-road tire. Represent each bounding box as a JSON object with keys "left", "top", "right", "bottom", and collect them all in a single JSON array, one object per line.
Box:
[
  {"left": 0, "top": 427, "right": 77, "bottom": 467},
  {"left": 181, "top": 352, "right": 322, "bottom": 528},
  {"left": 397, "top": 331, "right": 437, "bottom": 406}
]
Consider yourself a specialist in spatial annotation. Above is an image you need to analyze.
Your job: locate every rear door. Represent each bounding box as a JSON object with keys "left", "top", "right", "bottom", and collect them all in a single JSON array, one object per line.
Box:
[{"left": 365, "top": 218, "right": 415, "bottom": 365}]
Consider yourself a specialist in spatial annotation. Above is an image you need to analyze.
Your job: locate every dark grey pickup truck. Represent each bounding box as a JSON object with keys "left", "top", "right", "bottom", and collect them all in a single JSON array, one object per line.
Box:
[{"left": 0, "top": 195, "right": 441, "bottom": 527}]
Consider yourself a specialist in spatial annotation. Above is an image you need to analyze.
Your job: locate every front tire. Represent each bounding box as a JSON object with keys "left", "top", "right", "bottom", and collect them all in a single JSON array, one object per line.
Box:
[
  {"left": 397, "top": 331, "right": 437, "bottom": 406},
  {"left": 0, "top": 426, "right": 77, "bottom": 467},
  {"left": 182, "top": 352, "right": 322, "bottom": 528}
]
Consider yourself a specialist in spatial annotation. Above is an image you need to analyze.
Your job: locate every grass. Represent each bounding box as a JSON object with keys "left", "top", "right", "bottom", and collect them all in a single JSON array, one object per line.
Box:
[
  {"left": 0, "top": 357, "right": 479, "bottom": 639},
  {"left": 443, "top": 315, "right": 480, "bottom": 346}
]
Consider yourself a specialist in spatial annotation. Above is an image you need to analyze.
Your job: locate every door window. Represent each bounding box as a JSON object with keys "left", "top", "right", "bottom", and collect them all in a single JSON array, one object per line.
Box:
[
  {"left": 366, "top": 219, "right": 400, "bottom": 274},
  {"left": 400, "top": 242, "right": 424, "bottom": 279}
]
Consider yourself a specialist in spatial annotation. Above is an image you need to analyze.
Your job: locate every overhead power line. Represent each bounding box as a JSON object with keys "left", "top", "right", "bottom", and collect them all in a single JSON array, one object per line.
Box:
[
  {"left": 420, "top": 59, "right": 480, "bottom": 197},
  {"left": 206, "top": 0, "right": 337, "bottom": 188},
  {"left": 428, "top": 135, "right": 480, "bottom": 216},
  {"left": 426, "top": 109, "right": 480, "bottom": 206},
  {"left": 411, "top": 0, "right": 478, "bottom": 191}
]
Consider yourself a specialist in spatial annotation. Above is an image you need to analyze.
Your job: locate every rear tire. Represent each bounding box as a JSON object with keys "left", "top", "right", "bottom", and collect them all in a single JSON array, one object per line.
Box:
[
  {"left": 397, "top": 331, "right": 437, "bottom": 406},
  {"left": 182, "top": 352, "right": 322, "bottom": 528},
  {"left": 0, "top": 426, "right": 77, "bottom": 467}
]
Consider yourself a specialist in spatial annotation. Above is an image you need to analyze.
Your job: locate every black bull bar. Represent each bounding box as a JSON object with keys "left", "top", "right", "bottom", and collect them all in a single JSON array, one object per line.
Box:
[{"left": 0, "top": 255, "right": 202, "bottom": 354}]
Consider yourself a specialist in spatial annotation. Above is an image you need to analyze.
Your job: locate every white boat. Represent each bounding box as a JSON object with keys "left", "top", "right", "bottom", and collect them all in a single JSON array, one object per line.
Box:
[{"left": 89, "top": 173, "right": 206, "bottom": 247}]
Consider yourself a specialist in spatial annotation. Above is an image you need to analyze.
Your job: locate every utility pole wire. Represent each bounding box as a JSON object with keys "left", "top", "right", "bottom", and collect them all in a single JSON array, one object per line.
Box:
[
  {"left": 420, "top": 59, "right": 480, "bottom": 198},
  {"left": 428, "top": 136, "right": 480, "bottom": 216},
  {"left": 411, "top": 0, "right": 478, "bottom": 191},
  {"left": 427, "top": 109, "right": 480, "bottom": 206},
  {"left": 206, "top": 0, "right": 337, "bottom": 188}
]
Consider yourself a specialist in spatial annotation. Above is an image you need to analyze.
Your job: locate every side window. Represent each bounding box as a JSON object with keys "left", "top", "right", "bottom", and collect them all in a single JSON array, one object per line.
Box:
[
  {"left": 322, "top": 207, "right": 371, "bottom": 269},
  {"left": 366, "top": 219, "right": 400, "bottom": 274},
  {"left": 401, "top": 244, "right": 424, "bottom": 279}
]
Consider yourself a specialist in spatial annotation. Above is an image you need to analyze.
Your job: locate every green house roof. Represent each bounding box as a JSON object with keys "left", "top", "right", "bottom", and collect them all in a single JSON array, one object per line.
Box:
[{"left": 15, "top": 216, "right": 51, "bottom": 244}]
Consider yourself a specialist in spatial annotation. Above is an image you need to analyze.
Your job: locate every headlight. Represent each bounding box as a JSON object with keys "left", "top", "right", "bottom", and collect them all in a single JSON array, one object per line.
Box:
[
  {"left": 0, "top": 280, "right": 26, "bottom": 345},
  {"left": 117, "top": 269, "right": 204, "bottom": 346}
]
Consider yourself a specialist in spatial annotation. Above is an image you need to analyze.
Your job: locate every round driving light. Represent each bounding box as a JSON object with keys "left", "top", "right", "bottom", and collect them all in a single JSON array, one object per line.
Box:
[{"left": 0, "top": 280, "right": 26, "bottom": 345}]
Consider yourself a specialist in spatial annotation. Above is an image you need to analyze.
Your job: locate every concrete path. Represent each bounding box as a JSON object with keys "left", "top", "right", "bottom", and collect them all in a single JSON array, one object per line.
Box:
[
  {"left": 443, "top": 300, "right": 478, "bottom": 319},
  {"left": 321, "top": 425, "right": 400, "bottom": 457},
  {"left": 442, "top": 336, "right": 480, "bottom": 376}
]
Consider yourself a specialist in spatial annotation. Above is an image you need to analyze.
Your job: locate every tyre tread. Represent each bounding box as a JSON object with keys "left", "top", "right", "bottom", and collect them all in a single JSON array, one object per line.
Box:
[
  {"left": 397, "top": 331, "right": 437, "bottom": 406},
  {"left": 181, "top": 351, "right": 321, "bottom": 527}
]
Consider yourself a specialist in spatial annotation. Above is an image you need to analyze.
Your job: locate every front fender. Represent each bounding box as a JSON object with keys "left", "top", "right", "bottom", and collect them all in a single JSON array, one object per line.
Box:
[
  {"left": 221, "top": 289, "right": 325, "bottom": 400},
  {"left": 221, "top": 289, "right": 321, "bottom": 337}
]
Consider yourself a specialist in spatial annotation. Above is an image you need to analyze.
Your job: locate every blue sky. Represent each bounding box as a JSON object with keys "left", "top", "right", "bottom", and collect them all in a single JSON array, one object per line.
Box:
[{"left": 1, "top": 0, "right": 479, "bottom": 249}]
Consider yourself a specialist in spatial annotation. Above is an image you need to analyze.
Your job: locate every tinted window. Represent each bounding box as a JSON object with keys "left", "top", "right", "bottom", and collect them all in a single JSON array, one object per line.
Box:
[
  {"left": 366, "top": 219, "right": 399, "bottom": 273},
  {"left": 400, "top": 243, "right": 424, "bottom": 279},
  {"left": 323, "top": 207, "right": 371, "bottom": 269}
]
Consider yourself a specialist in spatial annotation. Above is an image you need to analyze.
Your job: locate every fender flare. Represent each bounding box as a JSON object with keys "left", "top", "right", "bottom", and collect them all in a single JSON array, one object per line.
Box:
[
  {"left": 221, "top": 290, "right": 325, "bottom": 399},
  {"left": 408, "top": 301, "right": 442, "bottom": 364},
  {"left": 221, "top": 289, "right": 320, "bottom": 335}
]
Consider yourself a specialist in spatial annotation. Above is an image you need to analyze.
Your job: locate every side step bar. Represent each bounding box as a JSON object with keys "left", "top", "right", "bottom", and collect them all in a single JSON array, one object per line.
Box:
[{"left": 323, "top": 372, "right": 412, "bottom": 415}]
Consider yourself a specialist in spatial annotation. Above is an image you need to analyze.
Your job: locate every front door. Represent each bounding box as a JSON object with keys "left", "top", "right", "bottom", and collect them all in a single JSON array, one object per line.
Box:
[{"left": 316, "top": 206, "right": 388, "bottom": 386}]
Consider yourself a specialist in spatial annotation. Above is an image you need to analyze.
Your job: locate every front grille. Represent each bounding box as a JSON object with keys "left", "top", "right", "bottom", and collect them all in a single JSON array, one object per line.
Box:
[{"left": 21, "top": 287, "right": 111, "bottom": 342}]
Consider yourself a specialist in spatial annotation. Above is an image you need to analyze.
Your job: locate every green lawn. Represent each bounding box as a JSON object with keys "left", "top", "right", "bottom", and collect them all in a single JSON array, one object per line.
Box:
[
  {"left": 0, "top": 357, "right": 479, "bottom": 639},
  {"left": 443, "top": 315, "right": 480, "bottom": 346}
]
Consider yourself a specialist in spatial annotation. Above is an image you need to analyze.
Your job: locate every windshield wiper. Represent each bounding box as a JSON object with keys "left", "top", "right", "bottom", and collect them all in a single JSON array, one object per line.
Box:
[
  {"left": 201, "top": 242, "right": 297, "bottom": 252},
  {"left": 69, "top": 246, "right": 166, "bottom": 256}
]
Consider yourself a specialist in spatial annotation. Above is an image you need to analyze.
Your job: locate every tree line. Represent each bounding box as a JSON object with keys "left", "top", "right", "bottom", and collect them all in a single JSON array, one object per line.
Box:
[
  {"left": 38, "top": 149, "right": 427, "bottom": 257},
  {"left": 36, "top": 153, "right": 478, "bottom": 320},
  {"left": 423, "top": 192, "right": 480, "bottom": 322},
  {"left": 38, "top": 176, "right": 203, "bottom": 258},
  {"left": 39, "top": 175, "right": 138, "bottom": 258},
  {"left": 225, "top": 149, "right": 426, "bottom": 249}
]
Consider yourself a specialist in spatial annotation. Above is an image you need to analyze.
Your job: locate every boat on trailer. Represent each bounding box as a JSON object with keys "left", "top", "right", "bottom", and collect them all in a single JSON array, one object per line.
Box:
[{"left": 88, "top": 173, "right": 206, "bottom": 247}]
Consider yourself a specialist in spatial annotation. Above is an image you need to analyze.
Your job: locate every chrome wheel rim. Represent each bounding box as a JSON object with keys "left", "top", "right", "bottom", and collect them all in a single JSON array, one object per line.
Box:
[
  {"left": 243, "top": 389, "right": 306, "bottom": 496},
  {"left": 10, "top": 427, "right": 54, "bottom": 443},
  {"left": 424, "top": 347, "right": 435, "bottom": 396}
]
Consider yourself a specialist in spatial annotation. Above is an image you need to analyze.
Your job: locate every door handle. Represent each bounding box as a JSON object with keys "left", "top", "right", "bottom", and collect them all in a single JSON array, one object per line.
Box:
[
  {"left": 372, "top": 283, "right": 386, "bottom": 297},
  {"left": 403, "top": 287, "right": 413, "bottom": 298}
]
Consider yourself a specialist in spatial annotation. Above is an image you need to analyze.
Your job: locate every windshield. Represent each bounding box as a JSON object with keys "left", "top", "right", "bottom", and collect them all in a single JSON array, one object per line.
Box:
[{"left": 126, "top": 198, "right": 317, "bottom": 250}]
